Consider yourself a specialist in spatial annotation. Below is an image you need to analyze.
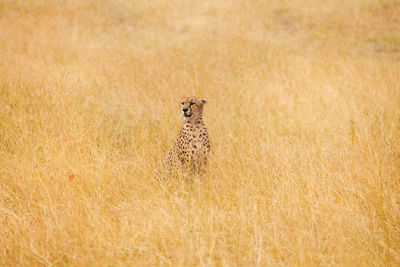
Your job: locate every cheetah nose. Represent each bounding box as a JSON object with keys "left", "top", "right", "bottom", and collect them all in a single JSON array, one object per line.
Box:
[{"left": 182, "top": 108, "right": 188, "bottom": 112}]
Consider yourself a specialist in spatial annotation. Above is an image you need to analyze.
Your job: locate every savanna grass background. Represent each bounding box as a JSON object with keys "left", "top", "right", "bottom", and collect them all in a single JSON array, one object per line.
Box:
[{"left": 1, "top": 0, "right": 400, "bottom": 265}]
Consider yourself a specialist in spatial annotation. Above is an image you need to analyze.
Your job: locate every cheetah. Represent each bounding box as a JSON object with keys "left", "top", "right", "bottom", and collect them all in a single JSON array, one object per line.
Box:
[{"left": 164, "top": 96, "right": 210, "bottom": 175}]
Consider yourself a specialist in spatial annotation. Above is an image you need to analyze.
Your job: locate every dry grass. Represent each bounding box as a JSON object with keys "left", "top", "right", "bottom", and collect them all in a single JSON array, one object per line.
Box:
[{"left": 1, "top": 0, "right": 400, "bottom": 265}]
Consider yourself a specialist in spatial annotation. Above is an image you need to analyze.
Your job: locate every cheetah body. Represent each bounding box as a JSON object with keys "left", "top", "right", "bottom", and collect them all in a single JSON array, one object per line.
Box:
[{"left": 164, "top": 97, "right": 210, "bottom": 175}]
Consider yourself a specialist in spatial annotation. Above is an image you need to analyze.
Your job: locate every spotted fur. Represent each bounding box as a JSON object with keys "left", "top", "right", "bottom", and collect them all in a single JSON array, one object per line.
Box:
[{"left": 164, "top": 96, "right": 210, "bottom": 175}]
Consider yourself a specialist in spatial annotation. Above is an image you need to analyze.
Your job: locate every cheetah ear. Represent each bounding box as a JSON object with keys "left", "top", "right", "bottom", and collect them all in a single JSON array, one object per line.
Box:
[{"left": 201, "top": 99, "right": 207, "bottom": 104}]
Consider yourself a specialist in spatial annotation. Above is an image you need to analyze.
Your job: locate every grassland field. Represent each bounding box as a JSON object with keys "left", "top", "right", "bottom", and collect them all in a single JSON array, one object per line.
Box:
[{"left": 0, "top": 0, "right": 400, "bottom": 265}]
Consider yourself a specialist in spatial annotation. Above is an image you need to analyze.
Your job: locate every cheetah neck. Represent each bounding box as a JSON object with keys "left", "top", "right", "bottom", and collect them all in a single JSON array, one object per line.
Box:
[{"left": 183, "top": 117, "right": 204, "bottom": 126}]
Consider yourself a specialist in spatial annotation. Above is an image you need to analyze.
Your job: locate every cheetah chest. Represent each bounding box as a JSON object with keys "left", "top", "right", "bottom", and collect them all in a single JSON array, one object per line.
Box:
[{"left": 177, "top": 123, "right": 209, "bottom": 158}]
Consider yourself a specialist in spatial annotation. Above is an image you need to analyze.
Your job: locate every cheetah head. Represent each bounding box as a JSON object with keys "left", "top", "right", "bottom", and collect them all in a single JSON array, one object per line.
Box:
[{"left": 180, "top": 96, "right": 207, "bottom": 122}]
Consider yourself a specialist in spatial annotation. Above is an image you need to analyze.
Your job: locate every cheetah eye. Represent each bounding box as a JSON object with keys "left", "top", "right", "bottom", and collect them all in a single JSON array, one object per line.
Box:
[
  {"left": 181, "top": 102, "right": 184, "bottom": 105},
  {"left": 190, "top": 102, "right": 195, "bottom": 106}
]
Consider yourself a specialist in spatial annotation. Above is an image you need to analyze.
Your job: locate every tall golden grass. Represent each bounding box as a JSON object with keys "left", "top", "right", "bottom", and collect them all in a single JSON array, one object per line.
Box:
[{"left": 1, "top": 0, "right": 399, "bottom": 265}]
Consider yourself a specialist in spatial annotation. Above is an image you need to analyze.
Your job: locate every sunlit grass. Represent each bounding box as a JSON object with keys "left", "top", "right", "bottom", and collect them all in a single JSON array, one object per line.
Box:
[{"left": 1, "top": 0, "right": 399, "bottom": 265}]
